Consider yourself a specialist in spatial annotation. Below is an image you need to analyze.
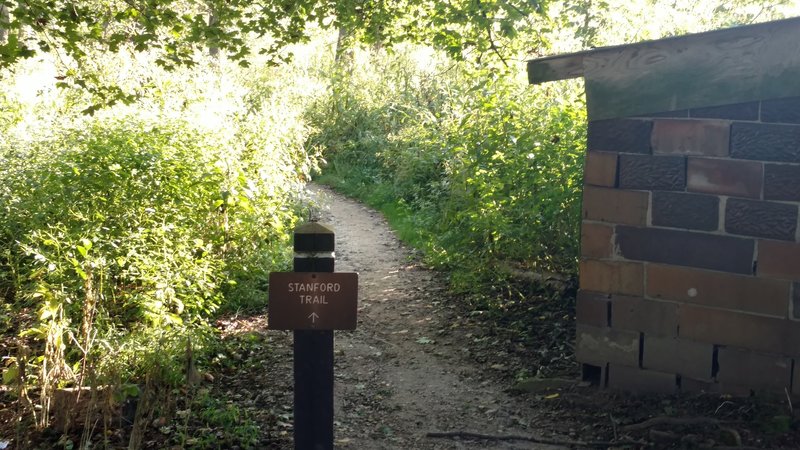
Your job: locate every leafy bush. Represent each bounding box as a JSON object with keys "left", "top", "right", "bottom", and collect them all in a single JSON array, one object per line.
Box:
[
  {"left": 308, "top": 48, "right": 586, "bottom": 298},
  {"left": 0, "top": 99, "right": 312, "bottom": 432},
  {"left": 2, "top": 121, "right": 226, "bottom": 327}
]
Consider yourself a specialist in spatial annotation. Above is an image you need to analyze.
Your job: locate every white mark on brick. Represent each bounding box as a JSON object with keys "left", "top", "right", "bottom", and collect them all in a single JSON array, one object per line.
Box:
[{"left": 687, "top": 287, "right": 698, "bottom": 298}]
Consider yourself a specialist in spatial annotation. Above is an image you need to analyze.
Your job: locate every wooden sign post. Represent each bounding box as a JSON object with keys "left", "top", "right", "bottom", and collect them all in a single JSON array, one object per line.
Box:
[{"left": 268, "top": 222, "right": 358, "bottom": 450}]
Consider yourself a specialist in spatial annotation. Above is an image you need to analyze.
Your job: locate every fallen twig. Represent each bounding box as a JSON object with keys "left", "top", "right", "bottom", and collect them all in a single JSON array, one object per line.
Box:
[
  {"left": 714, "top": 400, "right": 735, "bottom": 415},
  {"left": 609, "top": 412, "right": 618, "bottom": 440},
  {"left": 425, "top": 430, "right": 646, "bottom": 448},
  {"left": 712, "top": 447, "right": 764, "bottom": 450},
  {"left": 621, "top": 416, "right": 722, "bottom": 432}
]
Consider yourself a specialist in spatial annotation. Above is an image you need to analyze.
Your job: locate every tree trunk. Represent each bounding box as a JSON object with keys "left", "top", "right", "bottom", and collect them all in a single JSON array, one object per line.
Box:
[
  {"left": 334, "top": 27, "right": 353, "bottom": 68},
  {"left": 0, "top": 3, "right": 9, "bottom": 44},
  {"left": 208, "top": 10, "right": 220, "bottom": 59}
]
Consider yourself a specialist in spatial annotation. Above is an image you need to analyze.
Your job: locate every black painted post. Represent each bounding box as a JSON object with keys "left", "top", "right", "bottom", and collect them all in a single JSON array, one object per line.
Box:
[{"left": 293, "top": 223, "right": 335, "bottom": 450}]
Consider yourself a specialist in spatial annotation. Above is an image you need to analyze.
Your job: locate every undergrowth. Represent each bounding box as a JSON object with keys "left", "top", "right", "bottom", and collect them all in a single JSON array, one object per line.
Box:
[
  {"left": 307, "top": 47, "right": 586, "bottom": 316},
  {"left": 0, "top": 45, "right": 321, "bottom": 447}
]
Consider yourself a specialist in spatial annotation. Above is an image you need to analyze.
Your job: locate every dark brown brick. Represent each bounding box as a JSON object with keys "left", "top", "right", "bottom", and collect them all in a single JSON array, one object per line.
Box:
[
  {"left": 611, "top": 295, "right": 678, "bottom": 336},
  {"left": 581, "top": 222, "right": 614, "bottom": 258},
  {"left": 690, "top": 102, "right": 759, "bottom": 121},
  {"left": 764, "top": 163, "right": 800, "bottom": 201},
  {"left": 725, "top": 198, "right": 798, "bottom": 241},
  {"left": 618, "top": 154, "right": 686, "bottom": 190},
  {"left": 762, "top": 97, "right": 800, "bottom": 124},
  {"left": 678, "top": 304, "right": 800, "bottom": 355},
  {"left": 681, "top": 377, "right": 721, "bottom": 394},
  {"left": 588, "top": 119, "right": 653, "bottom": 154},
  {"left": 794, "top": 283, "right": 800, "bottom": 320},
  {"left": 652, "top": 191, "right": 719, "bottom": 231},
  {"left": 584, "top": 151, "right": 618, "bottom": 187},
  {"left": 687, "top": 157, "right": 762, "bottom": 198},
  {"left": 758, "top": 240, "right": 800, "bottom": 280},
  {"left": 638, "top": 110, "right": 689, "bottom": 118},
  {"left": 717, "top": 347, "right": 792, "bottom": 393},
  {"left": 795, "top": 356, "right": 800, "bottom": 394},
  {"left": 647, "top": 264, "right": 791, "bottom": 317},
  {"left": 579, "top": 259, "right": 644, "bottom": 296},
  {"left": 642, "top": 336, "right": 713, "bottom": 380},
  {"left": 652, "top": 119, "right": 730, "bottom": 156},
  {"left": 731, "top": 122, "right": 800, "bottom": 163},
  {"left": 607, "top": 364, "right": 678, "bottom": 394},
  {"left": 576, "top": 290, "right": 610, "bottom": 327},
  {"left": 616, "top": 226, "right": 755, "bottom": 274},
  {"left": 576, "top": 325, "right": 640, "bottom": 366},
  {"left": 582, "top": 186, "right": 648, "bottom": 226}
]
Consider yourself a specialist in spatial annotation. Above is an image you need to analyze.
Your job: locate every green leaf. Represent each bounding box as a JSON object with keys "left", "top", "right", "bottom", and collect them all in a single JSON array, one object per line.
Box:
[{"left": 2, "top": 363, "right": 18, "bottom": 385}]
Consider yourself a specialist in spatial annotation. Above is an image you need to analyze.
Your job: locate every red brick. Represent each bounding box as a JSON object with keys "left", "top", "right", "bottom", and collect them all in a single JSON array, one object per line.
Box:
[
  {"left": 576, "top": 325, "right": 640, "bottom": 367},
  {"left": 576, "top": 290, "right": 610, "bottom": 327},
  {"left": 717, "top": 347, "right": 792, "bottom": 393},
  {"left": 584, "top": 151, "right": 618, "bottom": 187},
  {"left": 582, "top": 186, "right": 648, "bottom": 226},
  {"left": 607, "top": 364, "right": 678, "bottom": 394},
  {"left": 647, "top": 264, "right": 791, "bottom": 317},
  {"left": 579, "top": 259, "right": 644, "bottom": 296},
  {"left": 758, "top": 240, "right": 800, "bottom": 280},
  {"left": 678, "top": 304, "right": 800, "bottom": 355},
  {"left": 687, "top": 157, "right": 762, "bottom": 198},
  {"left": 652, "top": 119, "right": 730, "bottom": 156},
  {"left": 642, "top": 336, "right": 713, "bottom": 380},
  {"left": 581, "top": 222, "right": 614, "bottom": 259},
  {"left": 612, "top": 296, "right": 678, "bottom": 336}
]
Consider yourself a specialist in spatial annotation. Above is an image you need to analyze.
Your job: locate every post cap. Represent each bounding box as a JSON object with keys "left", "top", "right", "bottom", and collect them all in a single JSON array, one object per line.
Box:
[{"left": 294, "top": 222, "right": 335, "bottom": 252}]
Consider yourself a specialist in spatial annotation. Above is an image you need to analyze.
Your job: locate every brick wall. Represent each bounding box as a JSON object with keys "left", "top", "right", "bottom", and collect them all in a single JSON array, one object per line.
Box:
[{"left": 578, "top": 97, "right": 800, "bottom": 395}]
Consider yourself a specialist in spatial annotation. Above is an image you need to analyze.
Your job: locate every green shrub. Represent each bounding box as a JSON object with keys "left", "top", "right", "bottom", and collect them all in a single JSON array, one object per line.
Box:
[
  {"left": 2, "top": 121, "right": 224, "bottom": 328},
  {"left": 0, "top": 110, "right": 310, "bottom": 427},
  {"left": 307, "top": 49, "right": 586, "bottom": 298}
]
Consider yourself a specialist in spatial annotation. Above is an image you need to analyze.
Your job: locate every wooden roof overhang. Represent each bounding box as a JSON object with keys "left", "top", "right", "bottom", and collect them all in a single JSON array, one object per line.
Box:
[{"left": 527, "top": 17, "right": 800, "bottom": 120}]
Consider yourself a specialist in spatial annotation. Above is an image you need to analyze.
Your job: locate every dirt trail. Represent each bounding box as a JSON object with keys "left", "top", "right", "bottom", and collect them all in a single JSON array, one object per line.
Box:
[{"left": 304, "top": 184, "right": 564, "bottom": 449}]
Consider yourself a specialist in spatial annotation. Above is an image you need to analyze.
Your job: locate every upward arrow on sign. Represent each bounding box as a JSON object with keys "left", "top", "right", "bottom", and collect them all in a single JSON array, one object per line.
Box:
[{"left": 308, "top": 312, "right": 319, "bottom": 324}]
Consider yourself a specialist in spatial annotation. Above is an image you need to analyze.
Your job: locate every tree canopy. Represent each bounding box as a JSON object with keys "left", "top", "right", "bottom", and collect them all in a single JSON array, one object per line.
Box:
[{"left": 0, "top": 0, "right": 548, "bottom": 70}]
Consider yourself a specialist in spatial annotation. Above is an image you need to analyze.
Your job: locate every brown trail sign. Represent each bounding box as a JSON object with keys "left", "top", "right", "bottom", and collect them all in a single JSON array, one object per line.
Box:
[
  {"left": 268, "top": 272, "right": 358, "bottom": 330},
  {"left": 267, "top": 222, "right": 358, "bottom": 450}
]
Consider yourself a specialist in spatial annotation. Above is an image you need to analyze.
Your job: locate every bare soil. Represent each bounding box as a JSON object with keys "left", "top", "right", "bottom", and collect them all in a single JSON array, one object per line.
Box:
[{"left": 306, "top": 184, "right": 568, "bottom": 449}]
